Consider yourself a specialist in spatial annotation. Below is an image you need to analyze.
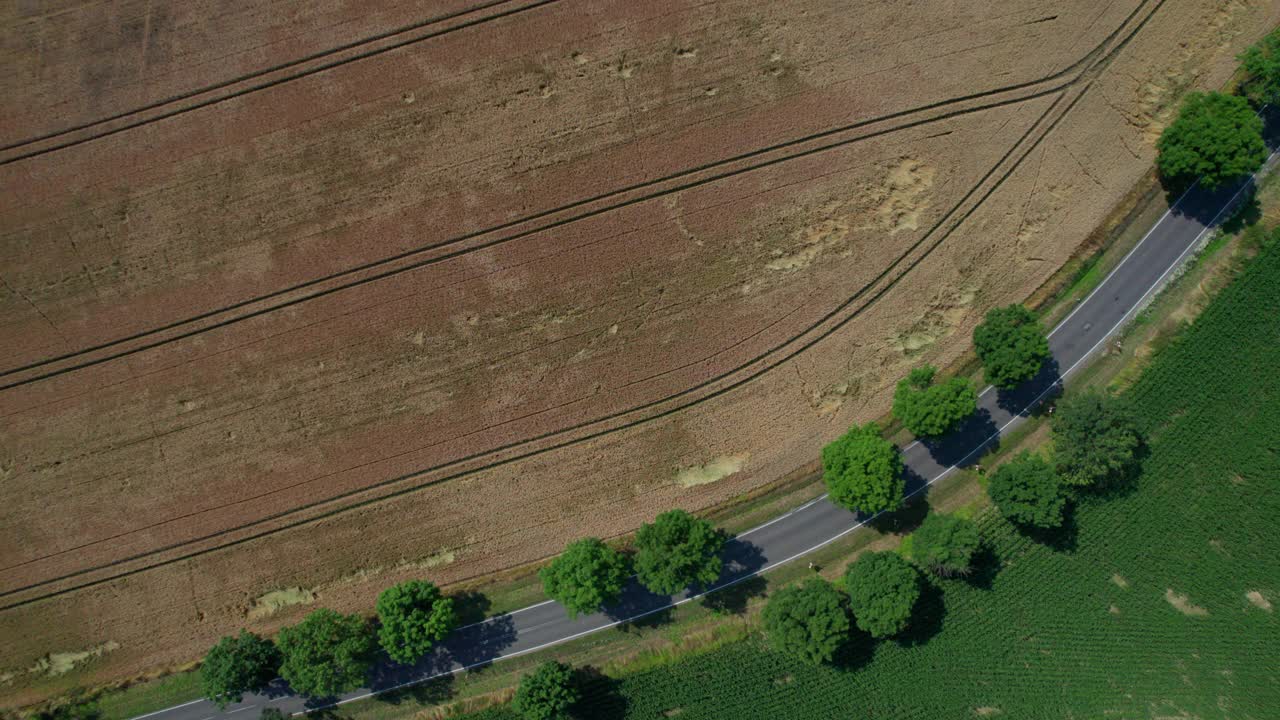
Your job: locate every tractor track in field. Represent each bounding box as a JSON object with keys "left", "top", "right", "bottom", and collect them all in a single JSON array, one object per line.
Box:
[
  {"left": 0, "top": 0, "right": 1159, "bottom": 609},
  {"left": 0, "top": 0, "right": 556, "bottom": 163},
  {"left": 0, "top": 0, "right": 1153, "bottom": 390}
]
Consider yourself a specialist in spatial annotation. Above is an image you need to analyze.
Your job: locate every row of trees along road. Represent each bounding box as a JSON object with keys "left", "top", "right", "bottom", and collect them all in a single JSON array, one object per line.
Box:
[{"left": 193, "top": 27, "right": 1276, "bottom": 718}]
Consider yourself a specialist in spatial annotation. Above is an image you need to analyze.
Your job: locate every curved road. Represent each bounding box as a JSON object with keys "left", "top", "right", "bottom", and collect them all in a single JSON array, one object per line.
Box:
[{"left": 135, "top": 135, "right": 1278, "bottom": 720}]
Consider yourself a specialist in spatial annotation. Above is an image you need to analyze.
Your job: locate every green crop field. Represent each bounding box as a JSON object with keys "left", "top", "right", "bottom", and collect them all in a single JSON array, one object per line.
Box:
[{"left": 462, "top": 238, "right": 1280, "bottom": 719}]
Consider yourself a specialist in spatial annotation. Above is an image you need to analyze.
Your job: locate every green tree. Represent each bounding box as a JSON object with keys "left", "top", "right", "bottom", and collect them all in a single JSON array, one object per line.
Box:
[
  {"left": 375, "top": 580, "right": 457, "bottom": 665},
  {"left": 539, "top": 538, "right": 629, "bottom": 617},
  {"left": 1240, "top": 28, "right": 1280, "bottom": 106},
  {"left": 512, "top": 661, "right": 579, "bottom": 720},
  {"left": 843, "top": 551, "right": 921, "bottom": 639},
  {"left": 200, "top": 630, "right": 281, "bottom": 707},
  {"left": 909, "top": 513, "right": 981, "bottom": 577},
  {"left": 259, "top": 709, "right": 287, "bottom": 720},
  {"left": 276, "top": 609, "right": 376, "bottom": 698},
  {"left": 634, "top": 509, "right": 726, "bottom": 595},
  {"left": 821, "top": 423, "right": 904, "bottom": 514},
  {"left": 892, "top": 365, "right": 978, "bottom": 437},
  {"left": 973, "top": 304, "right": 1050, "bottom": 389},
  {"left": 762, "top": 578, "right": 850, "bottom": 664},
  {"left": 1156, "top": 91, "right": 1267, "bottom": 191},
  {"left": 987, "top": 451, "right": 1067, "bottom": 528},
  {"left": 1051, "top": 390, "right": 1141, "bottom": 488}
]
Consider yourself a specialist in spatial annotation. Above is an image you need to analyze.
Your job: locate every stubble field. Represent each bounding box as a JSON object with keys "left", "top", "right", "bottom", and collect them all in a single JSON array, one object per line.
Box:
[{"left": 1, "top": 0, "right": 1274, "bottom": 706}]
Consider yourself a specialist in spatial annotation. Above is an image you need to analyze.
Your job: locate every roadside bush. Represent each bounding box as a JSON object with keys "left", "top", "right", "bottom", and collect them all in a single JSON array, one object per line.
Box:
[
  {"left": 634, "top": 509, "right": 725, "bottom": 596},
  {"left": 539, "top": 538, "right": 629, "bottom": 618},
  {"left": 1239, "top": 28, "right": 1280, "bottom": 106},
  {"left": 276, "top": 609, "right": 376, "bottom": 698},
  {"left": 973, "top": 305, "right": 1050, "bottom": 389},
  {"left": 987, "top": 451, "right": 1068, "bottom": 528},
  {"left": 821, "top": 422, "right": 904, "bottom": 514},
  {"left": 375, "top": 579, "right": 457, "bottom": 665},
  {"left": 1052, "top": 390, "right": 1141, "bottom": 489},
  {"left": 909, "top": 513, "right": 981, "bottom": 577},
  {"left": 512, "top": 661, "right": 579, "bottom": 720},
  {"left": 1156, "top": 91, "right": 1267, "bottom": 191},
  {"left": 844, "top": 551, "right": 921, "bottom": 638},
  {"left": 892, "top": 365, "right": 978, "bottom": 437},
  {"left": 201, "top": 630, "right": 281, "bottom": 707},
  {"left": 762, "top": 578, "right": 850, "bottom": 664}
]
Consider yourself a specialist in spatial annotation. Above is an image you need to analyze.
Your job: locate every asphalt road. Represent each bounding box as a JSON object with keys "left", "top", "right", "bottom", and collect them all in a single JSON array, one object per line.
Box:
[{"left": 134, "top": 138, "right": 1278, "bottom": 720}]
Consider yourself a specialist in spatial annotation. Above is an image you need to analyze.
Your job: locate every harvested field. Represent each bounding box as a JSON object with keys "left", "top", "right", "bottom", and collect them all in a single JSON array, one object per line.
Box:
[{"left": 1, "top": 0, "right": 1275, "bottom": 706}]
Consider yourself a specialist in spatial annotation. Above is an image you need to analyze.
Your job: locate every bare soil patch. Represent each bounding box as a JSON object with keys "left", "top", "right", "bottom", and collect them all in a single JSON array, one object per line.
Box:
[{"left": 1165, "top": 589, "right": 1209, "bottom": 617}]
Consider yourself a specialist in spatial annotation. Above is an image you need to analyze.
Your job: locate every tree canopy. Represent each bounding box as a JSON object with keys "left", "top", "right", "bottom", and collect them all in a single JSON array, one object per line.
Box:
[
  {"left": 821, "top": 423, "right": 904, "bottom": 514},
  {"left": 987, "top": 451, "right": 1067, "bottom": 528},
  {"left": 843, "top": 551, "right": 921, "bottom": 639},
  {"left": 762, "top": 578, "right": 851, "bottom": 664},
  {"left": 259, "top": 709, "right": 287, "bottom": 720},
  {"left": 539, "top": 537, "right": 630, "bottom": 617},
  {"left": 909, "top": 513, "right": 981, "bottom": 577},
  {"left": 375, "top": 579, "right": 457, "bottom": 665},
  {"left": 1156, "top": 91, "right": 1267, "bottom": 191},
  {"left": 1051, "top": 390, "right": 1141, "bottom": 488},
  {"left": 973, "top": 304, "right": 1050, "bottom": 389},
  {"left": 1240, "top": 28, "right": 1280, "bottom": 107},
  {"left": 512, "top": 661, "right": 579, "bottom": 720},
  {"left": 201, "top": 630, "right": 281, "bottom": 708},
  {"left": 634, "top": 509, "right": 726, "bottom": 596},
  {"left": 276, "top": 609, "right": 376, "bottom": 698},
  {"left": 892, "top": 365, "right": 978, "bottom": 437}
]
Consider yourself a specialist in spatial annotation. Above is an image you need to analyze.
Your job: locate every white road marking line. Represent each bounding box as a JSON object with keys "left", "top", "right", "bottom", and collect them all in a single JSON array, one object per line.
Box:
[
  {"left": 129, "top": 700, "right": 206, "bottom": 720},
  {"left": 224, "top": 706, "right": 256, "bottom": 715}
]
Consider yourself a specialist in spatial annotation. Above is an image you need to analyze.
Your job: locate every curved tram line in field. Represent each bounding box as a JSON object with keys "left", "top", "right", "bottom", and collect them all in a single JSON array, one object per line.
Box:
[
  {"left": 0, "top": 1, "right": 1163, "bottom": 610},
  {"left": 0, "top": 0, "right": 1154, "bottom": 389}
]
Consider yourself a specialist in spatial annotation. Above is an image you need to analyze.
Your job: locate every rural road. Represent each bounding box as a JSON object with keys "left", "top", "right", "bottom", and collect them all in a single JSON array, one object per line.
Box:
[{"left": 135, "top": 133, "right": 1279, "bottom": 720}]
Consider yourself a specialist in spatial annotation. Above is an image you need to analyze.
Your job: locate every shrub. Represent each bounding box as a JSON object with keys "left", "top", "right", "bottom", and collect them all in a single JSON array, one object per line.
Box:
[
  {"left": 844, "top": 551, "right": 921, "bottom": 638},
  {"left": 762, "top": 578, "right": 850, "bottom": 664},
  {"left": 539, "top": 538, "right": 629, "bottom": 617},
  {"left": 973, "top": 304, "right": 1050, "bottom": 389},
  {"left": 1156, "top": 91, "right": 1267, "bottom": 191},
  {"left": 634, "top": 509, "right": 725, "bottom": 596},
  {"left": 909, "top": 513, "right": 981, "bottom": 577},
  {"left": 512, "top": 661, "right": 579, "bottom": 720},
  {"left": 821, "top": 423, "right": 904, "bottom": 514},
  {"left": 988, "top": 451, "right": 1068, "bottom": 528},
  {"left": 201, "top": 630, "right": 281, "bottom": 707},
  {"left": 1239, "top": 28, "right": 1280, "bottom": 106},
  {"left": 1052, "top": 390, "right": 1141, "bottom": 488},
  {"left": 892, "top": 365, "right": 978, "bottom": 437},
  {"left": 375, "top": 580, "right": 457, "bottom": 665}
]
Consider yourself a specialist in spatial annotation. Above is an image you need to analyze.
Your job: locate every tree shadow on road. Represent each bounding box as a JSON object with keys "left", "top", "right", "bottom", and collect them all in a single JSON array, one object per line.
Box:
[
  {"left": 868, "top": 496, "right": 929, "bottom": 536},
  {"left": 701, "top": 574, "right": 768, "bottom": 616}
]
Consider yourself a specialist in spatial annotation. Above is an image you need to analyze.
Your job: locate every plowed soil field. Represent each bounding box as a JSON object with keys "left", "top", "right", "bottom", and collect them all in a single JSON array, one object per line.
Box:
[{"left": 1, "top": 0, "right": 1273, "bottom": 706}]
